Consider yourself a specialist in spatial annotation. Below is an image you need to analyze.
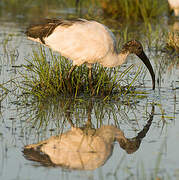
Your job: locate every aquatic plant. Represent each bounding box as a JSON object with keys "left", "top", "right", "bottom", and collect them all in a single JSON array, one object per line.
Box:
[{"left": 18, "top": 47, "right": 142, "bottom": 100}]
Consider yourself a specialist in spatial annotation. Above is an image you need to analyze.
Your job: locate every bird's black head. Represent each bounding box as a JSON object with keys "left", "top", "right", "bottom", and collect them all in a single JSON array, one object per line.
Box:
[
  {"left": 122, "top": 40, "right": 143, "bottom": 55},
  {"left": 122, "top": 40, "right": 155, "bottom": 90}
]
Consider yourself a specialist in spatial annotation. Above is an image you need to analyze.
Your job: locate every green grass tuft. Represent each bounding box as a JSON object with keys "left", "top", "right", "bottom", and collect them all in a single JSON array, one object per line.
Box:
[{"left": 18, "top": 47, "right": 142, "bottom": 100}]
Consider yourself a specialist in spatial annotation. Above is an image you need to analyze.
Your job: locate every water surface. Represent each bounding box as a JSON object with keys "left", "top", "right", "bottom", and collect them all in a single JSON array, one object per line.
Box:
[{"left": 0, "top": 2, "right": 179, "bottom": 180}]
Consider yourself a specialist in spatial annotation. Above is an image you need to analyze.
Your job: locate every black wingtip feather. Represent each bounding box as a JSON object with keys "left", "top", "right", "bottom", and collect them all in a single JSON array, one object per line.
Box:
[{"left": 25, "top": 18, "right": 86, "bottom": 38}]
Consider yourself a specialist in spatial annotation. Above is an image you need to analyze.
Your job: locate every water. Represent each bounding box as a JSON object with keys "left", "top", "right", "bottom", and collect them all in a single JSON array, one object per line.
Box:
[{"left": 0, "top": 1, "right": 179, "bottom": 180}]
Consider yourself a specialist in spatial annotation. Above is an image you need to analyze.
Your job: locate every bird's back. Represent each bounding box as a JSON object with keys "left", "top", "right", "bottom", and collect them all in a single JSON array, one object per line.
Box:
[{"left": 26, "top": 18, "right": 117, "bottom": 66}]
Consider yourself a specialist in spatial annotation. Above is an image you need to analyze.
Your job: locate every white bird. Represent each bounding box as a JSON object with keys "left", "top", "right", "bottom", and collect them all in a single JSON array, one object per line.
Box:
[
  {"left": 168, "top": 0, "right": 179, "bottom": 16},
  {"left": 26, "top": 18, "right": 155, "bottom": 90}
]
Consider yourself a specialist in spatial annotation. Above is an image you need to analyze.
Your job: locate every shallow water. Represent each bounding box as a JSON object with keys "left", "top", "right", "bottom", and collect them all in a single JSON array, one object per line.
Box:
[{"left": 1, "top": 2, "right": 179, "bottom": 180}]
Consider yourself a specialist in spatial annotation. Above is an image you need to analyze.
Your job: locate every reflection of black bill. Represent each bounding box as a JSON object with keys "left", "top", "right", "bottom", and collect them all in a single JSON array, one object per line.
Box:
[{"left": 118, "top": 104, "right": 155, "bottom": 154}]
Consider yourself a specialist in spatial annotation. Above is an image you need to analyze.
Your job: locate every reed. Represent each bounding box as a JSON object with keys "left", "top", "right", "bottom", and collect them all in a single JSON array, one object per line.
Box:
[{"left": 96, "top": 0, "right": 168, "bottom": 22}]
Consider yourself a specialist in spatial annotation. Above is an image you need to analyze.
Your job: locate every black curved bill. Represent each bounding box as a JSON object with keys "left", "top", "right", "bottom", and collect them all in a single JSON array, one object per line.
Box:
[{"left": 137, "top": 51, "right": 155, "bottom": 90}]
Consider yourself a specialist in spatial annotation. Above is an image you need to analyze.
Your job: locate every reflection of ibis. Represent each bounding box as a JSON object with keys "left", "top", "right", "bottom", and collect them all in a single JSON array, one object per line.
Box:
[
  {"left": 168, "top": 0, "right": 179, "bottom": 16},
  {"left": 23, "top": 106, "right": 154, "bottom": 170},
  {"left": 26, "top": 18, "right": 155, "bottom": 90}
]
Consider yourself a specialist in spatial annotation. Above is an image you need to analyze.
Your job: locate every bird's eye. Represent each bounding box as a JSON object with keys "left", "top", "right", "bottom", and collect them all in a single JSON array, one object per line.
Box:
[{"left": 138, "top": 46, "right": 142, "bottom": 51}]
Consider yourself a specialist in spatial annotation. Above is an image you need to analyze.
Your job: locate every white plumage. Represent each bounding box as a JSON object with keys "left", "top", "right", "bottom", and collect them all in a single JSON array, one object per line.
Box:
[
  {"left": 26, "top": 18, "right": 155, "bottom": 90},
  {"left": 27, "top": 19, "right": 124, "bottom": 67}
]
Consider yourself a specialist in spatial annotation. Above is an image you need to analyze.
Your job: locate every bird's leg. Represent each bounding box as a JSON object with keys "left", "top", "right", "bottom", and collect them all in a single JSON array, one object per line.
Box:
[
  {"left": 67, "top": 65, "right": 77, "bottom": 80},
  {"left": 88, "top": 64, "right": 94, "bottom": 94},
  {"left": 67, "top": 65, "right": 76, "bottom": 94},
  {"left": 65, "top": 101, "right": 75, "bottom": 128},
  {"left": 86, "top": 100, "right": 93, "bottom": 127}
]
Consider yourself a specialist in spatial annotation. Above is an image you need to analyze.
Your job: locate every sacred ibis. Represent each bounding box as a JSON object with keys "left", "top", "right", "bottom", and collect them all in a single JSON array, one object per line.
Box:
[{"left": 26, "top": 18, "right": 155, "bottom": 90}]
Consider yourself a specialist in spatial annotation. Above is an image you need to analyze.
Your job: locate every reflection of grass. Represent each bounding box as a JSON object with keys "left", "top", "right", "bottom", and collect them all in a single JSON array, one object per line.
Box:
[
  {"left": 18, "top": 47, "right": 142, "bottom": 100},
  {"left": 137, "top": 140, "right": 168, "bottom": 180},
  {"left": 18, "top": 93, "right": 150, "bottom": 135},
  {"left": 0, "top": 83, "right": 10, "bottom": 101}
]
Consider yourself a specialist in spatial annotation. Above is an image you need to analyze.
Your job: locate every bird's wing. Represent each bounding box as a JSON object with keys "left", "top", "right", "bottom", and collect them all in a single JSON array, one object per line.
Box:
[{"left": 26, "top": 19, "right": 116, "bottom": 66}]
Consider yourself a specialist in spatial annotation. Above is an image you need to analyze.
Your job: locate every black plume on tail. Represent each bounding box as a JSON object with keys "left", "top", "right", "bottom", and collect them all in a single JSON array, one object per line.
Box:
[
  {"left": 25, "top": 19, "right": 63, "bottom": 44},
  {"left": 25, "top": 18, "right": 85, "bottom": 44}
]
